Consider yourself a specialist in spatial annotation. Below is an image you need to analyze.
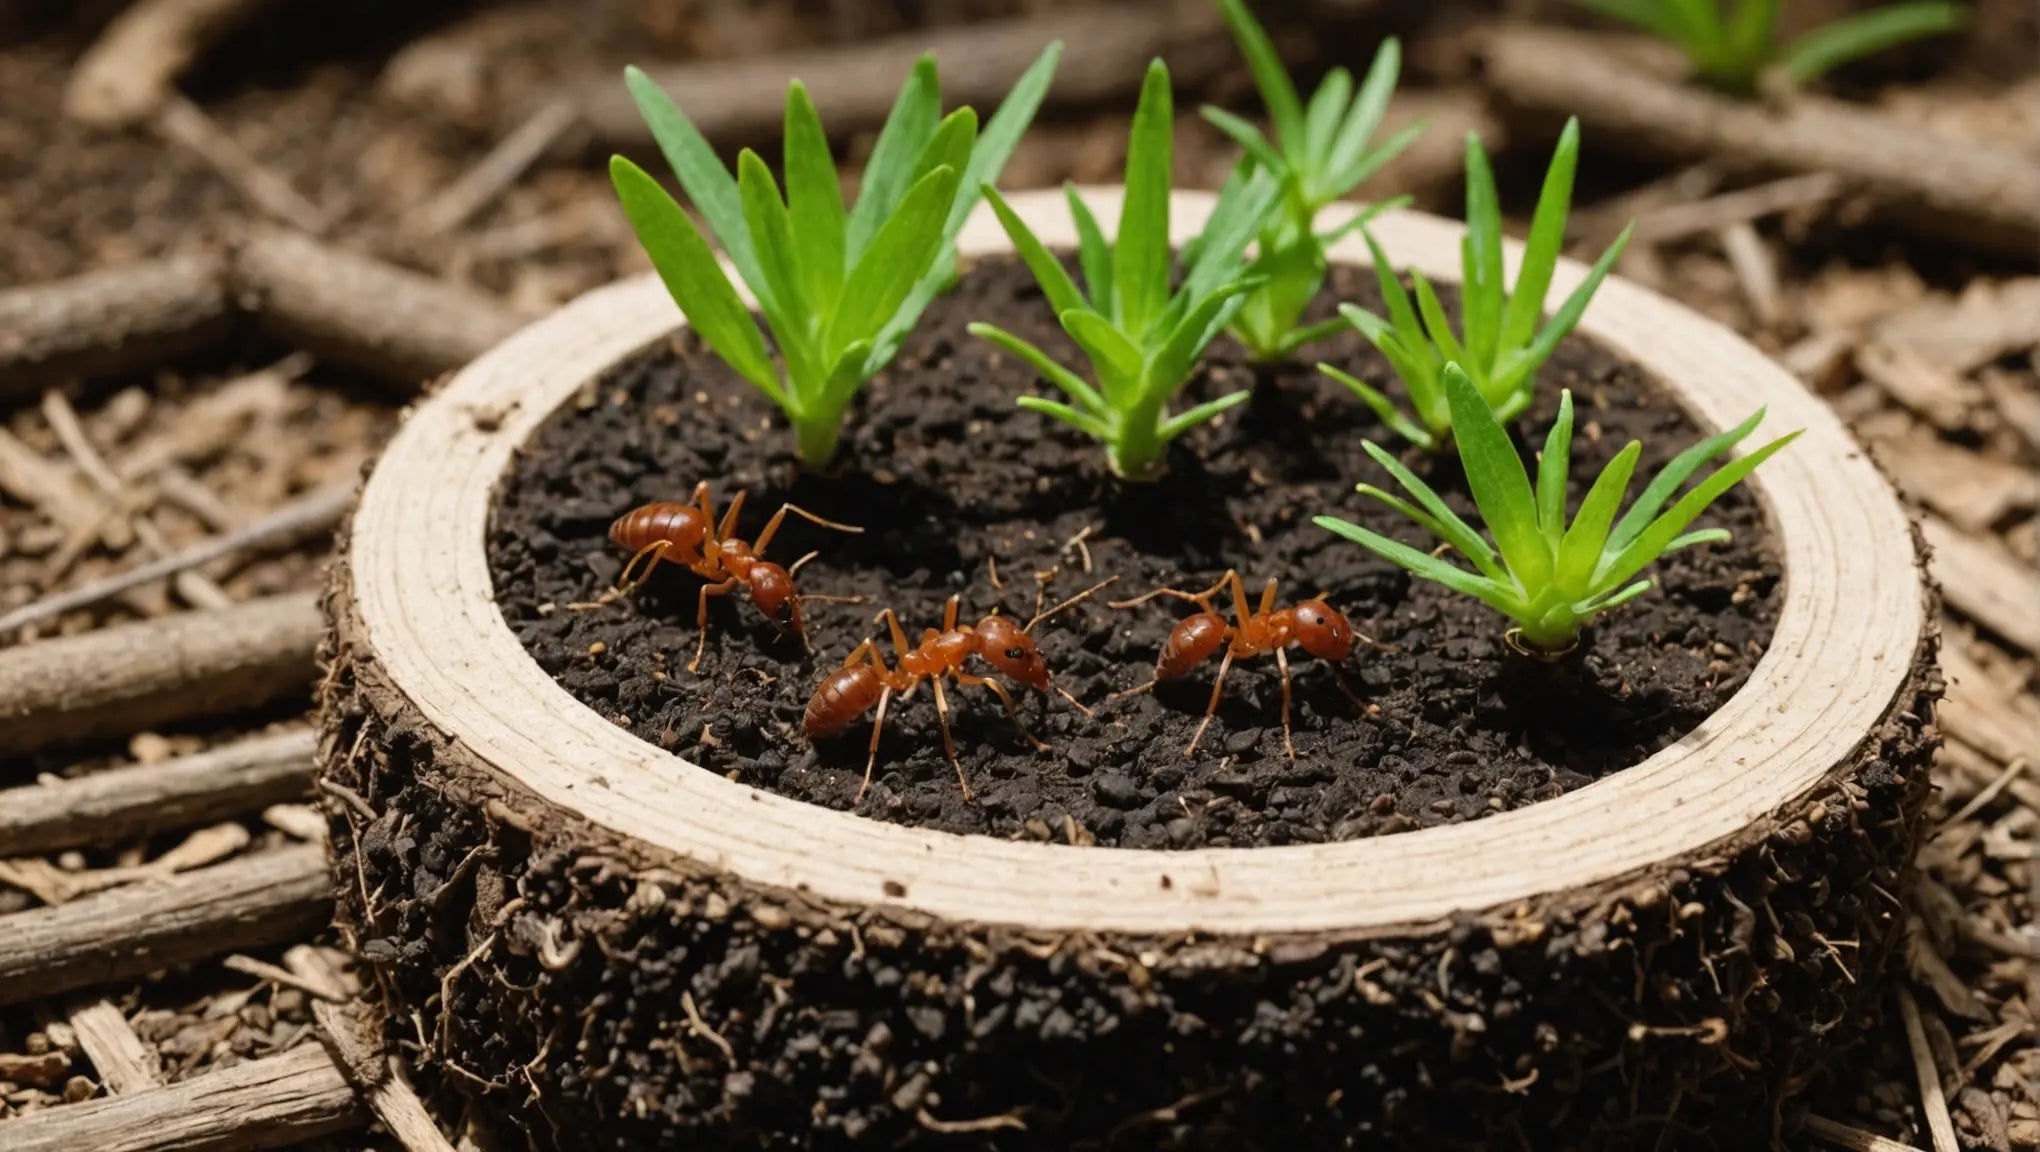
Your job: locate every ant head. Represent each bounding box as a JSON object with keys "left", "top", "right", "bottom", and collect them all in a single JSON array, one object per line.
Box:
[
  {"left": 976, "top": 615, "right": 1050, "bottom": 690},
  {"left": 1293, "top": 600, "right": 1354, "bottom": 662},
  {"left": 749, "top": 563, "right": 798, "bottom": 629}
]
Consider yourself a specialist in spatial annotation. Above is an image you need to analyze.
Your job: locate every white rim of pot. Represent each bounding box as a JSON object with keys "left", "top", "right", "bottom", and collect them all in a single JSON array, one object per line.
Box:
[{"left": 349, "top": 189, "right": 1922, "bottom": 937}]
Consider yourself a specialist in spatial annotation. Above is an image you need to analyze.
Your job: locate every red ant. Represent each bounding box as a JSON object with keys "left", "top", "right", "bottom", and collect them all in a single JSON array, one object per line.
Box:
[
  {"left": 804, "top": 576, "right": 1116, "bottom": 804},
  {"left": 608, "top": 481, "right": 863, "bottom": 672},
  {"left": 1109, "top": 569, "right": 1383, "bottom": 760}
]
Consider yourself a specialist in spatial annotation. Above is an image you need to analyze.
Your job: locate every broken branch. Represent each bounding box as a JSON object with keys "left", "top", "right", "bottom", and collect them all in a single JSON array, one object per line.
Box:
[
  {"left": 0, "top": 252, "right": 232, "bottom": 400},
  {"left": 0, "top": 727, "right": 315, "bottom": 857},
  {"left": 0, "top": 844, "right": 331, "bottom": 1006},
  {"left": 1479, "top": 24, "right": 2040, "bottom": 257},
  {"left": 0, "top": 591, "right": 321, "bottom": 755},
  {"left": 3, "top": 1042, "right": 359, "bottom": 1152}
]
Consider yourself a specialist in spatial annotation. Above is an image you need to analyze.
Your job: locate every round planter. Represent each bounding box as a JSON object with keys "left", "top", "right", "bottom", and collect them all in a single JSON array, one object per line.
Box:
[{"left": 318, "top": 189, "right": 1938, "bottom": 1149}]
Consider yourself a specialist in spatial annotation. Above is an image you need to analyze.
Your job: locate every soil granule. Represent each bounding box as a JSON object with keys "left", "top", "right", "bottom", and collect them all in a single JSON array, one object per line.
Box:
[{"left": 487, "top": 256, "right": 1781, "bottom": 849}]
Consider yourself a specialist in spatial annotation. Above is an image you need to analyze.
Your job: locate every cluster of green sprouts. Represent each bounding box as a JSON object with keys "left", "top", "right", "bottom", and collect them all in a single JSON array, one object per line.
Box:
[
  {"left": 1570, "top": 0, "right": 1968, "bottom": 96},
  {"left": 1317, "top": 366, "right": 1796, "bottom": 653},
  {"left": 1198, "top": 0, "right": 1420, "bottom": 359},
  {"left": 611, "top": 47, "right": 1060, "bottom": 468},
  {"left": 1326, "top": 118, "right": 1631, "bottom": 451},
  {"left": 970, "top": 61, "right": 1279, "bottom": 481},
  {"left": 608, "top": 0, "right": 1819, "bottom": 653}
]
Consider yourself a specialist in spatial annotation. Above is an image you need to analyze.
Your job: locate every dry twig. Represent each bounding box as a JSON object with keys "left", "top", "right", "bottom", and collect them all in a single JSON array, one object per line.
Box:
[
  {"left": 0, "top": 844, "right": 331, "bottom": 1006},
  {"left": 0, "top": 481, "right": 353, "bottom": 636},
  {"left": 0, "top": 591, "right": 321, "bottom": 754}
]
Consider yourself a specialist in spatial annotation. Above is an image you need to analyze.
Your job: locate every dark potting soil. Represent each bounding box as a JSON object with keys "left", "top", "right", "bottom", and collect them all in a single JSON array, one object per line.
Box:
[{"left": 487, "top": 257, "right": 1781, "bottom": 849}]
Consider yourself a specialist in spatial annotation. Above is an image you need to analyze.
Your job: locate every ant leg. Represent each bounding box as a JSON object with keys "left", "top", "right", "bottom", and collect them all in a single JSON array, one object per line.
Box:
[
  {"left": 1022, "top": 576, "right": 1120, "bottom": 632},
  {"left": 931, "top": 677, "right": 972, "bottom": 800},
  {"left": 1257, "top": 575, "right": 1279, "bottom": 618},
  {"left": 1108, "top": 678, "right": 1158, "bottom": 702},
  {"left": 716, "top": 487, "right": 746, "bottom": 543},
  {"left": 1185, "top": 649, "right": 1236, "bottom": 758},
  {"left": 959, "top": 672, "right": 1052, "bottom": 752},
  {"left": 853, "top": 687, "right": 892, "bottom": 806},
  {"left": 753, "top": 503, "right": 863, "bottom": 558},
  {"left": 877, "top": 609, "right": 914, "bottom": 662},
  {"left": 615, "top": 540, "right": 672, "bottom": 589},
  {"left": 1107, "top": 572, "right": 1229, "bottom": 612},
  {"left": 942, "top": 594, "right": 961, "bottom": 632},
  {"left": 689, "top": 578, "right": 739, "bottom": 673},
  {"left": 1225, "top": 570, "right": 1256, "bottom": 627},
  {"left": 1275, "top": 646, "right": 1296, "bottom": 762}
]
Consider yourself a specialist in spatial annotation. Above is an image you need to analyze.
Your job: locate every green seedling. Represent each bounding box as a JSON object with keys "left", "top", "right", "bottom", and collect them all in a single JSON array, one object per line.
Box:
[
  {"left": 610, "top": 46, "right": 1061, "bottom": 468},
  {"left": 968, "top": 60, "right": 1280, "bottom": 481},
  {"left": 1570, "top": 0, "right": 1968, "bottom": 95},
  {"left": 1199, "top": 0, "right": 1423, "bottom": 360},
  {"left": 1314, "top": 364, "right": 1797, "bottom": 655},
  {"left": 1326, "top": 118, "right": 1633, "bottom": 451}
]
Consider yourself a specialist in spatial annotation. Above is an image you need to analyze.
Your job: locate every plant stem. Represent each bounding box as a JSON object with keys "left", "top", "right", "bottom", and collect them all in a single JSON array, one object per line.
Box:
[{"left": 795, "top": 411, "right": 844, "bottom": 470}]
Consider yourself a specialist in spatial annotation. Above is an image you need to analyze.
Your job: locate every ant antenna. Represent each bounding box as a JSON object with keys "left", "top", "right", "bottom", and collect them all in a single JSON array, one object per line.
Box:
[{"left": 1024, "top": 576, "right": 1119, "bottom": 633}]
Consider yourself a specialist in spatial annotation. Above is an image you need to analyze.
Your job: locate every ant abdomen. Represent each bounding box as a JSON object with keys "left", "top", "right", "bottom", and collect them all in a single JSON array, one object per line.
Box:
[
  {"left": 608, "top": 502, "right": 708, "bottom": 555},
  {"left": 805, "top": 665, "right": 884, "bottom": 738},
  {"left": 1157, "top": 613, "right": 1228, "bottom": 679}
]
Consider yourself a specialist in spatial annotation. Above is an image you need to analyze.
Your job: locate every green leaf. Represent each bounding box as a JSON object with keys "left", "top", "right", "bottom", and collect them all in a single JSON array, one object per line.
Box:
[
  {"left": 1535, "top": 390, "right": 1574, "bottom": 548},
  {"left": 1063, "top": 309, "right": 1144, "bottom": 398},
  {"left": 1115, "top": 59, "right": 1175, "bottom": 338},
  {"left": 1314, "top": 516, "right": 1505, "bottom": 606},
  {"left": 968, "top": 322, "right": 1108, "bottom": 416},
  {"left": 1181, "top": 171, "right": 1281, "bottom": 305},
  {"left": 983, "top": 186, "right": 1088, "bottom": 316},
  {"left": 1357, "top": 440, "right": 1504, "bottom": 580},
  {"left": 822, "top": 338, "right": 875, "bottom": 408},
  {"left": 784, "top": 83, "right": 847, "bottom": 316},
  {"left": 735, "top": 150, "right": 813, "bottom": 383},
  {"left": 907, "top": 108, "right": 978, "bottom": 206},
  {"left": 1355, "top": 232, "right": 1426, "bottom": 348},
  {"left": 1326, "top": 122, "right": 1425, "bottom": 202},
  {"left": 1555, "top": 440, "right": 1640, "bottom": 590},
  {"left": 1064, "top": 184, "right": 1115, "bottom": 319},
  {"left": 1158, "top": 390, "right": 1252, "bottom": 441},
  {"left": 1146, "top": 280, "right": 1258, "bottom": 405},
  {"left": 1608, "top": 406, "right": 1764, "bottom": 552},
  {"left": 823, "top": 164, "right": 956, "bottom": 361},
  {"left": 1724, "top": 0, "right": 1781, "bottom": 73},
  {"left": 1411, "top": 273, "right": 1469, "bottom": 371},
  {"left": 624, "top": 66, "right": 770, "bottom": 312},
  {"left": 1664, "top": 527, "right": 1732, "bottom": 553},
  {"left": 1781, "top": 2, "right": 1969, "bottom": 85},
  {"left": 1200, "top": 106, "right": 1289, "bottom": 176},
  {"left": 1445, "top": 364, "right": 1550, "bottom": 587},
  {"left": 1579, "top": 577, "right": 1654, "bottom": 616},
  {"left": 1302, "top": 67, "right": 1353, "bottom": 171},
  {"left": 1320, "top": 364, "right": 1436, "bottom": 449},
  {"left": 1018, "top": 395, "right": 1112, "bottom": 440},
  {"left": 1499, "top": 118, "right": 1580, "bottom": 354},
  {"left": 944, "top": 42, "right": 1062, "bottom": 242},
  {"left": 1325, "top": 39, "right": 1401, "bottom": 190},
  {"left": 1460, "top": 133, "right": 1506, "bottom": 369},
  {"left": 846, "top": 54, "right": 940, "bottom": 263},
  {"left": 1217, "top": 0, "right": 1304, "bottom": 149},
  {"left": 611, "top": 156, "right": 784, "bottom": 406},
  {"left": 1498, "top": 221, "right": 1632, "bottom": 398},
  {"left": 1603, "top": 430, "right": 1800, "bottom": 588},
  {"left": 1316, "top": 193, "right": 1411, "bottom": 247}
]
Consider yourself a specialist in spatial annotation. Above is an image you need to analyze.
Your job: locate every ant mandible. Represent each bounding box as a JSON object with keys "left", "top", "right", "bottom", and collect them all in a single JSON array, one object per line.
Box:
[
  {"left": 1110, "top": 569, "right": 1382, "bottom": 761},
  {"left": 804, "top": 576, "right": 1117, "bottom": 804},
  {"left": 609, "top": 481, "right": 864, "bottom": 672}
]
